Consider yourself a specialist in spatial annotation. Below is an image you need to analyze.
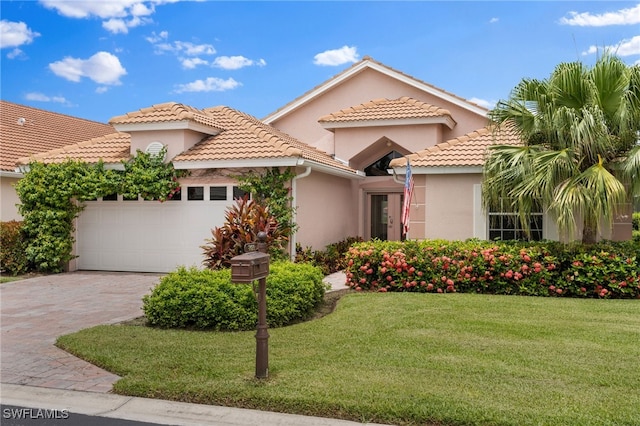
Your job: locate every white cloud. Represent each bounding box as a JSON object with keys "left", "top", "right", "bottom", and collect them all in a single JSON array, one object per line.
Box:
[
  {"left": 314, "top": 46, "right": 359, "bottom": 66},
  {"left": 7, "top": 48, "right": 24, "bottom": 59},
  {"left": 582, "top": 36, "right": 640, "bottom": 57},
  {"left": 489, "top": 17, "right": 499, "bottom": 24},
  {"left": 102, "top": 18, "right": 129, "bottom": 34},
  {"left": 146, "top": 31, "right": 218, "bottom": 70},
  {"left": 181, "top": 57, "right": 208, "bottom": 69},
  {"left": 468, "top": 97, "right": 495, "bottom": 110},
  {"left": 174, "top": 77, "right": 241, "bottom": 93},
  {"left": 95, "top": 86, "right": 109, "bottom": 94},
  {"left": 174, "top": 41, "right": 215, "bottom": 56},
  {"left": 0, "top": 20, "right": 40, "bottom": 49},
  {"left": 560, "top": 4, "right": 640, "bottom": 26},
  {"left": 212, "top": 56, "right": 267, "bottom": 70},
  {"left": 49, "top": 51, "right": 127, "bottom": 85},
  {"left": 145, "top": 30, "right": 168, "bottom": 43},
  {"left": 147, "top": 34, "right": 215, "bottom": 56},
  {"left": 38, "top": 0, "right": 176, "bottom": 34},
  {"left": 615, "top": 35, "right": 640, "bottom": 57},
  {"left": 39, "top": 0, "right": 135, "bottom": 19},
  {"left": 25, "top": 92, "right": 70, "bottom": 104}
]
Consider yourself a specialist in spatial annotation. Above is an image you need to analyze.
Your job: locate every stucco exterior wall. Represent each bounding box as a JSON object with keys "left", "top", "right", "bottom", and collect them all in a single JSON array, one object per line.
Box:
[
  {"left": 423, "top": 174, "right": 481, "bottom": 240},
  {"left": 130, "top": 129, "right": 206, "bottom": 161},
  {"left": 269, "top": 67, "right": 488, "bottom": 153},
  {"left": 295, "top": 171, "right": 358, "bottom": 249},
  {"left": 334, "top": 125, "right": 442, "bottom": 164},
  {"left": 1, "top": 177, "right": 22, "bottom": 221}
]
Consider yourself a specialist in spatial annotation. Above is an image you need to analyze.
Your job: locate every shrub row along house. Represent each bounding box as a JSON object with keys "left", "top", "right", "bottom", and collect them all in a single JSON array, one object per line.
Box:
[{"left": 7, "top": 57, "right": 635, "bottom": 273}]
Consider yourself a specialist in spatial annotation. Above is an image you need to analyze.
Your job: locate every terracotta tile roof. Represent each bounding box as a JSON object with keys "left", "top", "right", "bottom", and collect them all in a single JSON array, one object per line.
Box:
[
  {"left": 173, "top": 106, "right": 358, "bottom": 174},
  {"left": 0, "top": 100, "right": 115, "bottom": 172},
  {"left": 389, "top": 125, "right": 522, "bottom": 168},
  {"left": 109, "top": 101, "right": 223, "bottom": 130},
  {"left": 16, "top": 132, "right": 131, "bottom": 166},
  {"left": 318, "top": 97, "right": 453, "bottom": 123}
]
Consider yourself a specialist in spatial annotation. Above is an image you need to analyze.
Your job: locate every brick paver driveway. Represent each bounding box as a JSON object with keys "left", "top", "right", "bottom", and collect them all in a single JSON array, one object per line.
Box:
[{"left": 1, "top": 272, "right": 161, "bottom": 393}]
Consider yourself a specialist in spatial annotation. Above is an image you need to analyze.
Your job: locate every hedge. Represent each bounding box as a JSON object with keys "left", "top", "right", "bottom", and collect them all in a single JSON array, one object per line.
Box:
[
  {"left": 142, "top": 261, "right": 326, "bottom": 330},
  {"left": 345, "top": 239, "right": 639, "bottom": 299},
  {"left": 0, "top": 221, "right": 31, "bottom": 275}
]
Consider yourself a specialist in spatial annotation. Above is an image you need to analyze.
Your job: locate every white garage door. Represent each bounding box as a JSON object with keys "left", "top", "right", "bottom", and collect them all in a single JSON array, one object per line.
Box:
[{"left": 76, "top": 185, "right": 245, "bottom": 273}]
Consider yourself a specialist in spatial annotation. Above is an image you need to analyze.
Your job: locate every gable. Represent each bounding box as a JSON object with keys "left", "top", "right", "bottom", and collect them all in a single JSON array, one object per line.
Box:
[{"left": 263, "top": 57, "right": 489, "bottom": 152}]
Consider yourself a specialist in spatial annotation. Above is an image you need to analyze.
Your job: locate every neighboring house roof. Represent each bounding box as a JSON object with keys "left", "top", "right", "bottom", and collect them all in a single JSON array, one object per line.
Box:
[
  {"left": 173, "top": 106, "right": 360, "bottom": 175},
  {"left": 318, "top": 97, "right": 456, "bottom": 129},
  {"left": 389, "top": 125, "right": 521, "bottom": 170},
  {"left": 0, "top": 100, "right": 115, "bottom": 173},
  {"left": 263, "top": 56, "right": 488, "bottom": 124},
  {"left": 16, "top": 132, "right": 131, "bottom": 167},
  {"left": 109, "top": 102, "right": 223, "bottom": 134}
]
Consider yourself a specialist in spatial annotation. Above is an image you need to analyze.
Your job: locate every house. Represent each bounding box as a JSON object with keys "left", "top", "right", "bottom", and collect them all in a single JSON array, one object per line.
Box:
[
  {"left": 0, "top": 101, "right": 115, "bottom": 221},
  {"left": 14, "top": 57, "right": 633, "bottom": 273}
]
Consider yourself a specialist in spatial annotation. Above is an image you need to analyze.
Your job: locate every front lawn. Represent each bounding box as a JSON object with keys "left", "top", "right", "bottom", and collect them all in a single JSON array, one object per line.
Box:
[{"left": 57, "top": 293, "right": 640, "bottom": 426}]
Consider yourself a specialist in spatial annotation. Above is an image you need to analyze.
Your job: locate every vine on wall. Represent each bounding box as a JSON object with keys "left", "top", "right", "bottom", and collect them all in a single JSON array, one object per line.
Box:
[
  {"left": 15, "top": 148, "right": 183, "bottom": 272},
  {"left": 235, "top": 167, "right": 297, "bottom": 240}
]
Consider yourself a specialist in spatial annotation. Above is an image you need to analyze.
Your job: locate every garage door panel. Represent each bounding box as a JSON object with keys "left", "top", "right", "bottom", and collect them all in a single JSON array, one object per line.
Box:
[{"left": 77, "top": 198, "right": 228, "bottom": 273}]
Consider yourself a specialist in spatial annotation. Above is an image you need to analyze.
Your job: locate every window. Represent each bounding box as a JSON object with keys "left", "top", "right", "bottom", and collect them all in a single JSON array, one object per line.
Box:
[
  {"left": 210, "top": 186, "right": 227, "bottom": 201},
  {"left": 233, "top": 186, "right": 250, "bottom": 200},
  {"left": 364, "top": 151, "right": 403, "bottom": 176},
  {"left": 488, "top": 200, "right": 543, "bottom": 241},
  {"left": 187, "top": 186, "right": 204, "bottom": 201}
]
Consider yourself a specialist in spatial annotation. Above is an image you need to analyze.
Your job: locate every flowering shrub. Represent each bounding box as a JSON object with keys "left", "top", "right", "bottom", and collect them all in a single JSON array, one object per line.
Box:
[{"left": 345, "top": 239, "right": 639, "bottom": 299}]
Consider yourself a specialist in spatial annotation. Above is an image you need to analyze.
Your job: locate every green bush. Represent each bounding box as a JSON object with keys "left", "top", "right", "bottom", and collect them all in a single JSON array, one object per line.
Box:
[
  {"left": 345, "top": 239, "right": 639, "bottom": 299},
  {"left": 0, "top": 221, "right": 31, "bottom": 275},
  {"left": 633, "top": 212, "right": 640, "bottom": 231},
  {"left": 143, "top": 261, "right": 326, "bottom": 330},
  {"left": 295, "top": 236, "right": 363, "bottom": 275}
]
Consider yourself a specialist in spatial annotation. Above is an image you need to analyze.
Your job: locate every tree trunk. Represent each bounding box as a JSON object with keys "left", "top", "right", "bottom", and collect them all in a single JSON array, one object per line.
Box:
[{"left": 582, "top": 221, "right": 597, "bottom": 245}]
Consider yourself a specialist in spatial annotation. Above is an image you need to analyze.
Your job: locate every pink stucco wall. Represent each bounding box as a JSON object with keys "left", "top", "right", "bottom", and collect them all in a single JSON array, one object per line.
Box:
[
  {"left": 1, "top": 177, "right": 21, "bottom": 221},
  {"left": 130, "top": 129, "right": 206, "bottom": 161},
  {"left": 294, "top": 171, "right": 359, "bottom": 249},
  {"left": 423, "top": 174, "right": 482, "bottom": 240},
  {"left": 333, "top": 126, "right": 442, "bottom": 167},
  {"left": 268, "top": 67, "right": 488, "bottom": 155}
]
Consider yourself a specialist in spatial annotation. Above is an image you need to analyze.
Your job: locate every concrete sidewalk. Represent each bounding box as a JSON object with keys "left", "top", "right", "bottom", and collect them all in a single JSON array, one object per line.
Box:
[{"left": 1, "top": 383, "right": 389, "bottom": 426}]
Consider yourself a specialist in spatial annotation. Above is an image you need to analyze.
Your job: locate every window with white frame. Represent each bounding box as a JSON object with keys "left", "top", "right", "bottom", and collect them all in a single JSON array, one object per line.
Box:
[{"left": 488, "top": 200, "right": 543, "bottom": 241}]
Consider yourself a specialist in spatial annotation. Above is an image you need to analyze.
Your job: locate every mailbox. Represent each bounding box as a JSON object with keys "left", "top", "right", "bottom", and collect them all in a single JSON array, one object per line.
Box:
[{"left": 230, "top": 251, "right": 270, "bottom": 283}]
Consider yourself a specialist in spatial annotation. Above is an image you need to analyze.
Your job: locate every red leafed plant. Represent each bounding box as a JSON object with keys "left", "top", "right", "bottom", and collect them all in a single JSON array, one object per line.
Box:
[{"left": 201, "top": 195, "right": 290, "bottom": 269}]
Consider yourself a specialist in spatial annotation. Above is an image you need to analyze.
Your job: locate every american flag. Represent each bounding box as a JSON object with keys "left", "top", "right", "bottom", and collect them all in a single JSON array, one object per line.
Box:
[{"left": 401, "top": 159, "right": 414, "bottom": 236}]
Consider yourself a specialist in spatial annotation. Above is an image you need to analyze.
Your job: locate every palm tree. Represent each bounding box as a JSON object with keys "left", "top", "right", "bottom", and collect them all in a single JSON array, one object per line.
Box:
[{"left": 483, "top": 54, "right": 640, "bottom": 244}]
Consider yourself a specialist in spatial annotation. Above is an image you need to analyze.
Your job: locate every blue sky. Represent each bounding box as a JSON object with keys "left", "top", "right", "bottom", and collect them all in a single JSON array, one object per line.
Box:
[{"left": 1, "top": 1, "right": 639, "bottom": 124}]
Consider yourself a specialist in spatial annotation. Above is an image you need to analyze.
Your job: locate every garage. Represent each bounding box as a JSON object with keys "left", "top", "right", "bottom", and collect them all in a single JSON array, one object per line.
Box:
[{"left": 76, "top": 184, "right": 245, "bottom": 273}]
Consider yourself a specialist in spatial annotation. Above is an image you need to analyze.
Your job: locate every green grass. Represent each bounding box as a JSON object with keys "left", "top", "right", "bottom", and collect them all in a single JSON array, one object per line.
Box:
[
  {"left": 57, "top": 293, "right": 640, "bottom": 426},
  {"left": 0, "top": 273, "right": 45, "bottom": 284}
]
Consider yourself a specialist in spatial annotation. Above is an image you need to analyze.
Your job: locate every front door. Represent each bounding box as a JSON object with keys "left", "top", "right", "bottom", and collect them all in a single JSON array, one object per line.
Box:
[{"left": 368, "top": 193, "right": 403, "bottom": 241}]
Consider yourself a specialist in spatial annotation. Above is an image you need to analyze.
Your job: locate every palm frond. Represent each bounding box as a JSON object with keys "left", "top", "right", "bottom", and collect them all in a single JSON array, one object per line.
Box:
[
  {"left": 622, "top": 145, "right": 640, "bottom": 197},
  {"left": 551, "top": 157, "right": 627, "bottom": 238}
]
